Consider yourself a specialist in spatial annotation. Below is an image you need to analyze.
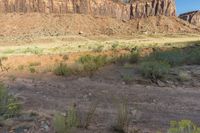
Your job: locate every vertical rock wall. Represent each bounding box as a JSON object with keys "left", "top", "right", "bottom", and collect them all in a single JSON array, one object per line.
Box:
[
  {"left": 179, "top": 11, "right": 200, "bottom": 27},
  {"left": 0, "top": 0, "right": 176, "bottom": 20}
]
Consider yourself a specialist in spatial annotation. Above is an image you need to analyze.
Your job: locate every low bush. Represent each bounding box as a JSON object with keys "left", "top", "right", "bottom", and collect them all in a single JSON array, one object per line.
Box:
[
  {"left": 144, "top": 46, "right": 200, "bottom": 66},
  {"left": 113, "top": 100, "right": 129, "bottom": 133},
  {"left": 29, "top": 62, "right": 41, "bottom": 67},
  {"left": 112, "top": 50, "right": 139, "bottom": 65},
  {"left": 29, "top": 67, "right": 36, "bottom": 73},
  {"left": 79, "top": 102, "right": 98, "bottom": 129},
  {"left": 53, "top": 105, "right": 79, "bottom": 133},
  {"left": 177, "top": 71, "right": 191, "bottom": 81},
  {"left": 139, "top": 61, "right": 171, "bottom": 80},
  {"left": 146, "top": 49, "right": 186, "bottom": 66},
  {"left": 185, "top": 47, "right": 200, "bottom": 65},
  {"left": 53, "top": 103, "right": 97, "bottom": 133},
  {"left": 129, "top": 50, "right": 139, "bottom": 64},
  {"left": 92, "top": 45, "right": 104, "bottom": 52},
  {"left": 168, "top": 120, "right": 200, "bottom": 133},
  {"left": 0, "top": 83, "right": 21, "bottom": 119},
  {"left": 78, "top": 55, "right": 108, "bottom": 72},
  {"left": 54, "top": 63, "right": 71, "bottom": 76}
]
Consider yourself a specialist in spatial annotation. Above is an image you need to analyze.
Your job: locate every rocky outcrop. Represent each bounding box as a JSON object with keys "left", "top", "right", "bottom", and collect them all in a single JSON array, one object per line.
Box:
[
  {"left": 179, "top": 11, "right": 200, "bottom": 27},
  {"left": 0, "top": 0, "right": 176, "bottom": 20},
  {"left": 130, "top": 0, "right": 176, "bottom": 18}
]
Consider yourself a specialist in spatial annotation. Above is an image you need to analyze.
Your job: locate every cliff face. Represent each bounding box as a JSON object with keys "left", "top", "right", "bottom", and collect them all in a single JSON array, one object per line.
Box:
[
  {"left": 130, "top": 0, "right": 176, "bottom": 18},
  {"left": 179, "top": 11, "right": 200, "bottom": 27},
  {"left": 0, "top": 0, "right": 176, "bottom": 20}
]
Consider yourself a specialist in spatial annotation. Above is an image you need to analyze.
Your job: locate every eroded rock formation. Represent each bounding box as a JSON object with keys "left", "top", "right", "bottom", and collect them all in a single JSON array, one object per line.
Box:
[
  {"left": 130, "top": 0, "right": 176, "bottom": 18},
  {"left": 0, "top": 0, "right": 176, "bottom": 20},
  {"left": 179, "top": 11, "right": 200, "bottom": 27}
]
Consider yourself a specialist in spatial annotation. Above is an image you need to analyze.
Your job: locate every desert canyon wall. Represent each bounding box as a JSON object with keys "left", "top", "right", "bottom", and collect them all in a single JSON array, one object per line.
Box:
[
  {"left": 179, "top": 11, "right": 200, "bottom": 27},
  {"left": 0, "top": 0, "right": 176, "bottom": 20}
]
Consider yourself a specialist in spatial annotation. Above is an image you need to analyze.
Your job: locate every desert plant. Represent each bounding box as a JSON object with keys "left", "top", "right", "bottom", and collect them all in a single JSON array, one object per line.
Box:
[
  {"left": 177, "top": 71, "right": 191, "bottom": 81},
  {"left": 185, "top": 47, "right": 200, "bottom": 65},
  {"left": 168, "top": 120, "right": 200, "bottom": 133},
  {"left": 139, "top": 61, "right": 171, "bottom": 80},
  {"left": 53, "top": 103, "right": 98, "bottom": 133},
  {"left": 113, "top": 54, "right": 131, "bottom": 65},
  {"left": 18, "top": 65, "right": 24, "bottom": 71},
  {"left": 53, "top": 113, "right": 67, "bottom": 133},
  {"left": 53, "top": 104, "right": 78, "bottom": 133},
  {"left": 146, "top": 49, "right": 186, "bottom": 66},
  {"left": 143, "top": 46, "right": 200, "bottom": 66},
  {"left": 0, "top": 58, "right": 9, "bottom": 72},
  {"left": 129, "top": 50, "right": 139, "bottom": 64},
  {"left": 79, "top": 102, "right": 98, "bottom": 129},
  {"left": 111, "top": 42, "right": 119, "bottom": 51},
  {"left": 122, "top": 74, "right": 133, "bottom": 84},
  {"left": 54, "top": 63, "right": 71, "bottom": 76},
  {"left": 78, "top": 55, "right": 108, "bottom": 72},
  {"left": 113, "top": 100, "right": 129, "bottom": 133},
  {"left": 29, "top": 62, "right": 41, "bottom": 67},
  {"left": 62, "top": 54, "right": 69, "bottom": 61},
  {"left": 93, "top": 45, "right": 104, "bottom": 52},
  {"left": 29, "top": 67, "right": 36, "bottom": 73},
  {"left": 0, "top": 83, "right": 21, "bottom": 119},
  {"left": 21, "top": 47, "right": 44, "bottom": 55}
]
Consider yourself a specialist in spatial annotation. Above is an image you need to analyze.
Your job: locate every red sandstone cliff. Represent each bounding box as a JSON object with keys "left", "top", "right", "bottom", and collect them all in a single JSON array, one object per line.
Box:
[
  {"left": 179, "top": 11, "right": 200, "bottom": 27},
  {"left": 0, "top": 0, "right": 176, "bottom": 20}
]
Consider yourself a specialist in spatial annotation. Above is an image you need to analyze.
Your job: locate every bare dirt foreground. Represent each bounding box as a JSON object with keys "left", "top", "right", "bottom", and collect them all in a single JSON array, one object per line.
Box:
[{"left": 1, "top": 63, "right": 200, "bottom": 133}]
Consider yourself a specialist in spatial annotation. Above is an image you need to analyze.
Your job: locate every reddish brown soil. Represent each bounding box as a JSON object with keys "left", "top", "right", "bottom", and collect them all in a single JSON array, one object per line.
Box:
[
  {"left": 1, "top": 64, "right": 200, "bottom": 133},
  {"left": 0, "top": 14, "right": 199, "bottom": 38}
]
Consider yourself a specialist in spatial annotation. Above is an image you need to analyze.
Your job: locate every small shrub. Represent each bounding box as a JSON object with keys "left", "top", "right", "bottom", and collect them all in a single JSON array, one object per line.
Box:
[
  {"left": 78, "top": 55, "right": 108, "bottom": 72},
  {"left": 79, "top": 102, "right": 98, "bottom": 129},
  {"left": 122, "top": 75, "right": 133, "bottom": 84},
  {"left": 2, "top": 49, "right": 15, "bottom": 54},
  {"left": 18, "top": 65, "right": 24, "bottom": 71},
  {"left": 113, "top": 54, "right": 131, "bottom": 65},
  {"left": 168, "top": 120, "right": 200, "bottom": 133},
  {"left": 146, "top": 49, "right": 186, "bottom": 66},
  {"left": 178, "top": 71, "right": 191, "bottom": 81},
  {"left": 123, "top": 63, "right": 132, "bottom": 69},
  {"left": 113, "top": 50, "right": 139, "bottom": 65},
  {"left": 139, "top": 61, "right": 171, "bottom": 80},
  {"left": 29, "top": 67, "right": 36, "bottom": 73},
  {"left": 0, "top": 83, "right": 21, "bottom": 119},
  {"left": 53, "top": 103, "right": 97, "bottom": 133},
  {"left": 29, "top": 62, "right": 41, "bottom": 67},
  {"left": 54, "top": 63, "right": 71, "bottom": 76},
  {"left": 113, "top": 100, "right": 129, "bottom": 133},
  {"left": 53, "top": 113, "right": 67, "bottom": 133},
  {"left": 0, "top": 57, "right": 8, "bottom": 61},
  {"left": 144, "top": 46, "right": 200, "bottom": 66},
  {"left": 186, "top": 47, "right": 200, "bottom": 65},
  {"left": 129, "top": 51, "right": 139, "bottom": 64},
  {"left": 111, "top": 43, "right": 119, "bottom": 51},
  {"left": 93, "top": 45, "right": 104, "bottom": 52},
  {"left": 22, "top": 47, "right": 44, "bottom": 55},
  {"left": 66, "top": 105, "right": 79, "bottom": 128},
  {"left": 62, "top": 55, "right": 69, "bottom": 61},
  {"left": 53, "top": 105, "right": 79, "bottom": 133}
]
